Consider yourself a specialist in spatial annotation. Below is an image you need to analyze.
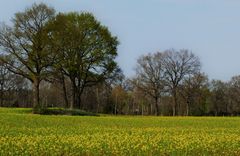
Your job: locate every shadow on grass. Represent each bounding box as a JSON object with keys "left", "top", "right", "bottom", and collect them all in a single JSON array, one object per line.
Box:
[{"left": 33, "top": 108, "right": 99, "bottom": 116}]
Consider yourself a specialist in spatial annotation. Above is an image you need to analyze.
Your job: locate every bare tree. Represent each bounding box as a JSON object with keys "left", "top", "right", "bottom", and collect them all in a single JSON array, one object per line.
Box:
[
  {"left": 162, "top": 49, "right": 200, "bottom": 116},
  {"left": 0, "top": 3, "right": 55, "bottom": 110},
  {"left": 133, "top": 53, "right": 165, "bottom": 115}
]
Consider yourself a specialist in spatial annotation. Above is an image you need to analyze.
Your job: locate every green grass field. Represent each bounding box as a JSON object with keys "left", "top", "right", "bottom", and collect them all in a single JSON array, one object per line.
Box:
[{"left": 0, "top": 108, "right": 240, "bottom": 155}]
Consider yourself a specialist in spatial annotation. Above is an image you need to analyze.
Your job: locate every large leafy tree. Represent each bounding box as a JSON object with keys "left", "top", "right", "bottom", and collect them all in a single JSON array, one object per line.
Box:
[
  {"left": 47, "top": 12, "right": 119, "bottom": 109},
  {"left": 0, "top": 3, "right": 55, "bottom": 110}
]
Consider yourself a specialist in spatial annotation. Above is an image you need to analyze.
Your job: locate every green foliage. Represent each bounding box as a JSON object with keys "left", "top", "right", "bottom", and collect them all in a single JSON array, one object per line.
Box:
[
  {"left": 47, "top": 12, "right": 118, "bottom": 79},
  {"left": 1, "top": 108, "right": 240, "bottom": 155},
  {"left": 47, "top": 11, "right": 119, "bottom": 108}
]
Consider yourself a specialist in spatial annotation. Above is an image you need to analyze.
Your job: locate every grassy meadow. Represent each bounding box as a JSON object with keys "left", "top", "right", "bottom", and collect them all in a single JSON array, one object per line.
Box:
[{"left": 0, "top": 108, "right": 240, "bottom": 155}]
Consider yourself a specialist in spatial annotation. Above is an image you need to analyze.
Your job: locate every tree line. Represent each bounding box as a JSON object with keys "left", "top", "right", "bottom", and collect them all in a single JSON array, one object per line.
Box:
[{"left": 1, "top": 3, "right": 240, "bottom": 116}]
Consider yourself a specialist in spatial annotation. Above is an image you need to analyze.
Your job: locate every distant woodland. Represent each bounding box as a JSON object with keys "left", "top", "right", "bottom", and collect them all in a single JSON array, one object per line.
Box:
[{"left": 1, "top": 3, "right": 240, "bottom": 116}]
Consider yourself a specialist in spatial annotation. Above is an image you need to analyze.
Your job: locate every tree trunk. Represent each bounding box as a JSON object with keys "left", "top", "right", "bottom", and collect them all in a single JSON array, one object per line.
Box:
[
  {"left": 96, "top": 88, "right": 100, "bottom": 113},
  {"left": 186, "top": 101, "right": 189, "bottom": 116},
  {"left": 155, "top": 97, "right": 159, "bottom": 116},
  {"left": 132, "top": 101, "right": 135, "bottom": 115},
  {"left": 225, "top": 103, "right": 228, "bottom": 115},
  {"left": 61, "top": 72, "right": 69, "bottom": 108},
  {"left": 33, "top": 78, "right": 40, "bottom": 110},
  {"left": 0, "top": 89, "right": 3, "bottom": 107},
  {"left": 150, "top": 103, "right": 153, "bottom": 115},
  {"left": 77, "top": 91, "right": 82, "bottom": 110},
  {"left": 127, "top": 100, "right": 130, "bottom": 115},
  {"left": 115, "top": 95, "right": 117, "bottom": 115},
  {"left": 70, "top": 81, "right": 76, "bottom": 110},
  {"left": 173, "top": 89, "right": 178, "bottom": 116},
  {"left": 148, "top": 103, "right": 151, "bottom": 115}
]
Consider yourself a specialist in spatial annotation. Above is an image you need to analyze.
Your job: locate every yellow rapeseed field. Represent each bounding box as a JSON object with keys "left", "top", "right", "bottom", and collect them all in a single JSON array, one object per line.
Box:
[{"left": 0, "top": 108, "right": 240, "bottom": 155}]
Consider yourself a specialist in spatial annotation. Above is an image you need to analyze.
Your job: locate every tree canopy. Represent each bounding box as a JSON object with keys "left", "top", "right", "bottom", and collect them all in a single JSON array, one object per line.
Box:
[
  {"left": 47, "top": 12, "right": 119, "bottom": 109},
  {"left": 0, "top": 3, "right": 55, "bottom": 109}
]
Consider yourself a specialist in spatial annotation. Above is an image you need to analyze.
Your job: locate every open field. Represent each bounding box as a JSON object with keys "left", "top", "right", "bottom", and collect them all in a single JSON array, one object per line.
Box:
[{"left": 0, "top": 108, "right": 240, "bottom": 155}]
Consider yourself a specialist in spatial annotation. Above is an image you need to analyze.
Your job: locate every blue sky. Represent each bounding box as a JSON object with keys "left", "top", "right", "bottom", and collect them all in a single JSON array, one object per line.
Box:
[{"left": 1, "top": 0, "right": 240, "bottom": 81}]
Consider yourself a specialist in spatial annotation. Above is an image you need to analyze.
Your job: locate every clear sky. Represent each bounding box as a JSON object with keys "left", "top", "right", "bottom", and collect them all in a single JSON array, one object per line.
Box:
[{"left": 1, "top": 0, "right": 240, "bottom": 81}]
